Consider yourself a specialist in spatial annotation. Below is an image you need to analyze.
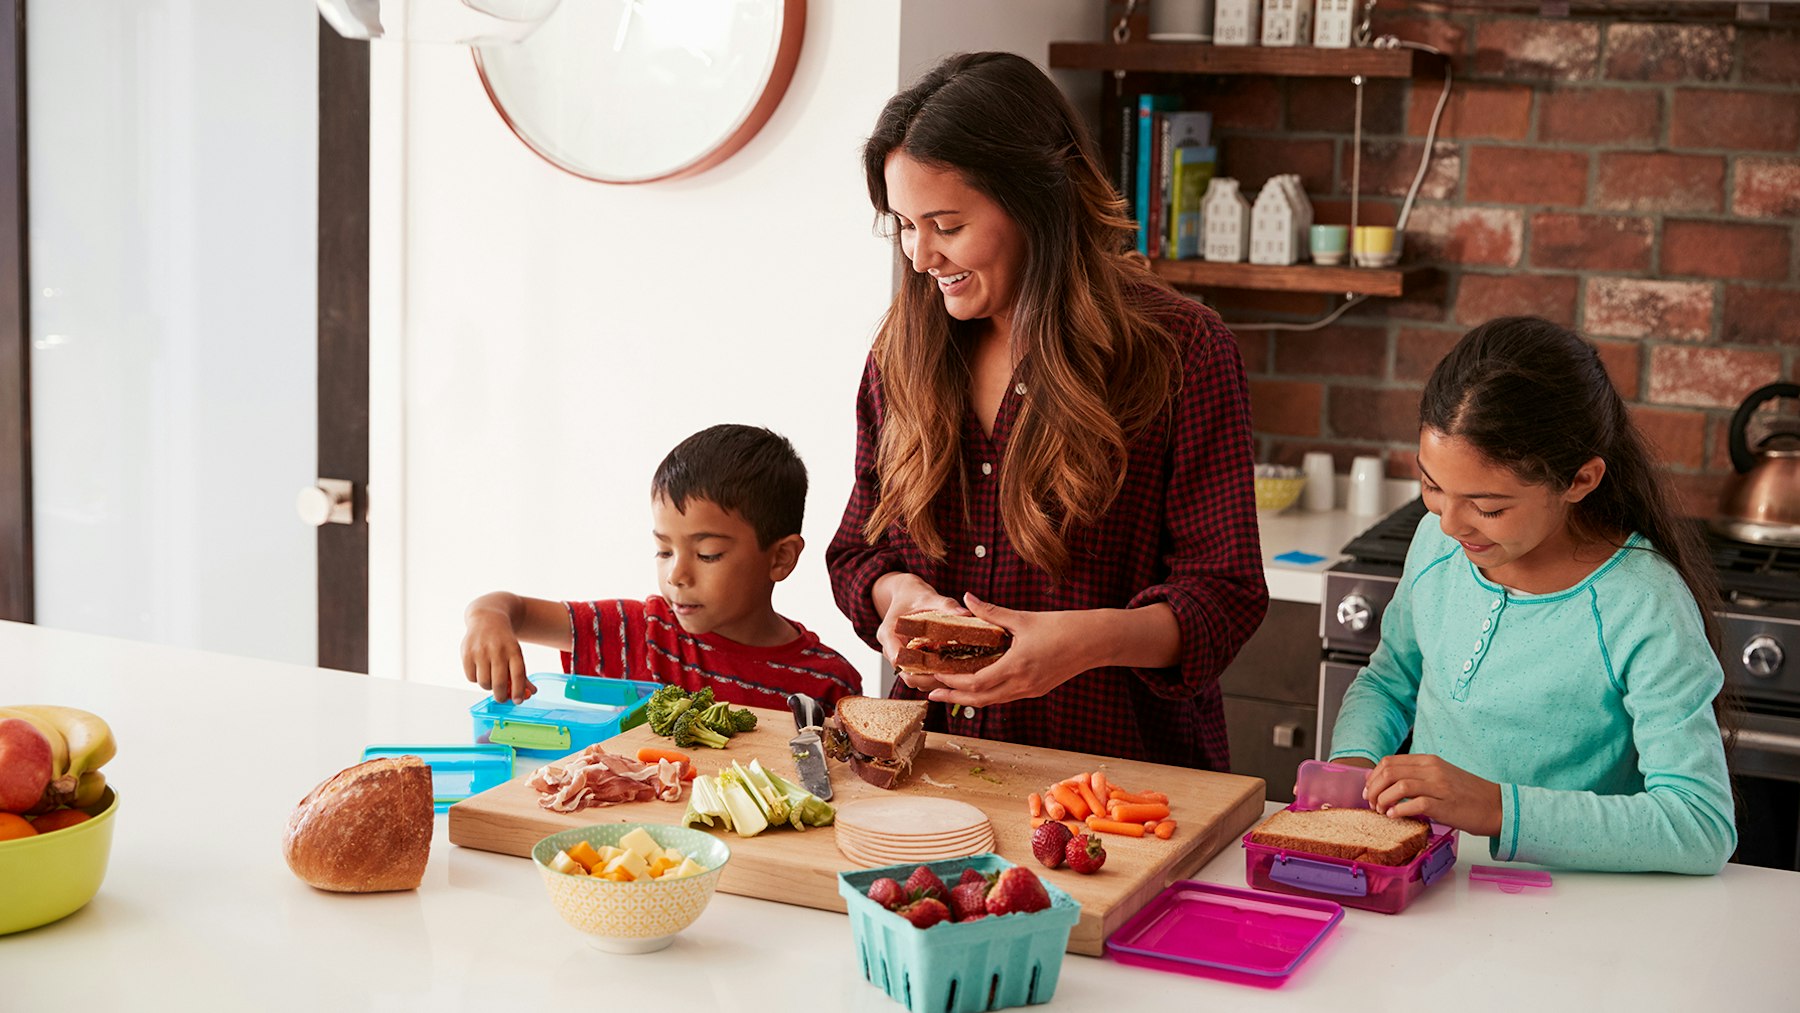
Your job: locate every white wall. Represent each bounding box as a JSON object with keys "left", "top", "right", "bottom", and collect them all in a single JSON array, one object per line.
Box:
[{"left": 378, "top": 1, "right": 1104, "bottom": 690}]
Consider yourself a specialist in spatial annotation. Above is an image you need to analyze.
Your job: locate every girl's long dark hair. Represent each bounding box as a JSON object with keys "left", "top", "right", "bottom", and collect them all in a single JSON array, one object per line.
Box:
[
  {"left": 1421, "top": 316, "right": 1737, "bottom": 742},
  {"left": 858, "top": 51, "right": 1179, "bottom": 578}
]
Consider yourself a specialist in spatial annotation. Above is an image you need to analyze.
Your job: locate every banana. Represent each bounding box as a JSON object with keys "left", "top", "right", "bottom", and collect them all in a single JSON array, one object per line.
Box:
[
  {"left": 73, "top": 769, "right": 107, "bottom": 809},
  {"left": 0, "top": 705, "right": 71, "bottom": 781},
  {"left": 13, "top": 705, "right": 115, "bottom": 780}
]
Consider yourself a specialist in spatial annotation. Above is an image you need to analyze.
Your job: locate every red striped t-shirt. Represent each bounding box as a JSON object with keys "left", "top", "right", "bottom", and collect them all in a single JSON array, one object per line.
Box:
[{"left": 560, "top": 596, "right": 862, "bottom": 711}]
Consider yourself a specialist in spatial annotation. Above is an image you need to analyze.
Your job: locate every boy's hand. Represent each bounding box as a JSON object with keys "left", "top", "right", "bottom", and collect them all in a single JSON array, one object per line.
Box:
[
  {"left": 1363, "top": 753, "right": 1502, "bottom": 837},
  {"left": 462, "top": 611, "right": 535, "bottom": 703}
]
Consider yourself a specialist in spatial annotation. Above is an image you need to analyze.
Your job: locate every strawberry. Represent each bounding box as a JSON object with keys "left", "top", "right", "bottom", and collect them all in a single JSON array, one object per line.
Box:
[
  {"left": 896, "top": 896, "right": 951, "bottom": 929},
  {"left": 866, "top": 877, "right": 906, "bottom": 910},
  {"left": 984, "top": 866, "right": 1052, "bottom": 916},
  {"left": 1030, "top": 820, "right": 1073, "bottom": 869},
  {"left": 904, "top": 865, "right": 949, "bottom": 904},
  {"left": 957, "top": 867, "right": 988, "bottom": 888},
  {"left": 949, "top": 880, "right": 989, "bottom": 922},
  {"left": 1065, "top": 833, "right": 1107, "bottom": 875}
]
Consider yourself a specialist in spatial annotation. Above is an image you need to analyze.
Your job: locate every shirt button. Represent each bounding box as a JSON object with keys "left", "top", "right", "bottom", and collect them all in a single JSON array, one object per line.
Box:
[
  {"left": 981, "top": 462, "right": 993, "bottom": 476},
  {"left": 1462, "top": 659, "right": 1474, "bottom": 673},
  {"left": 974, "top": 545, "right": 987, "bottom": 559},
  {"left": 962, "top": 705, "right": 976, "bottom": 719},
  {"left": 1490, "top": 599, "right": 1503, "bottom": 612},
  {"left": 1474, "top": 639, "right": 1484, "bottom": 652},
  {"left": 1481, "top": 618, "right": 1492, "bottom": 632},
  {"left": 1014, "top": 383, "right": 1027, "bottom": 396}
]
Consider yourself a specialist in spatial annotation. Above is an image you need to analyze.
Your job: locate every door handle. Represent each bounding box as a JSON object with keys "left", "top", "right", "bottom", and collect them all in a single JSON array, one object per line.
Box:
[{"left": 296, "top": 477, "right": 354, "bottom": 526}]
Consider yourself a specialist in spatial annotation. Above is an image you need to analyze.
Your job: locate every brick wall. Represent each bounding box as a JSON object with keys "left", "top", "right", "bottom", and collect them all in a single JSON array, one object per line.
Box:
[{"left": 1195, "top": 4, "right": 1800, "bottom": 516}]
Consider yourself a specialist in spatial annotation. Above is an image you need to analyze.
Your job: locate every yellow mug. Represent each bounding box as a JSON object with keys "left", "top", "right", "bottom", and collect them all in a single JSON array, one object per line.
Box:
[{"left": 1353, "top": 226, "right": 1398, "bottom": 267}]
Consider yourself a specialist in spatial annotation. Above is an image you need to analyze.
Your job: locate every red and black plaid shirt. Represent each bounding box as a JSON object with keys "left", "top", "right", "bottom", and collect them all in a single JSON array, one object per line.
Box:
[{"left": 827, "top": 285, "right": 1268, "bottom": 771}]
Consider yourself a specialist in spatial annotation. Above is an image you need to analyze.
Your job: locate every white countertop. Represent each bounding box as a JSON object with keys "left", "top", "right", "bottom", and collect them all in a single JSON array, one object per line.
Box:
[
  {"left": 2, "top": 620, "right": 1790, "bottom": 1012},
  {"left": 1257, "top": 479, "right": 1419, "bottom": 604}
]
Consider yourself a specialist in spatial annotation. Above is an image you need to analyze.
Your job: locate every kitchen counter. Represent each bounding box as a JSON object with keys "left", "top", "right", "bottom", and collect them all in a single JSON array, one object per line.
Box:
[
  {"left": 1258, "top": 479, "right": 1420, "bottom": 604},
  {"left": 2, "top": 620, "right": 1789, "bottom": 1012}
]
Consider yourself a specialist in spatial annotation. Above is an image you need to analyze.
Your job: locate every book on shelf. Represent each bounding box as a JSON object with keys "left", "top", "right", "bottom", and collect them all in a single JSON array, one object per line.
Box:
[
  {"left": 1170, "top": 145, "right": 1217, "bottom": 260},
  {"left": 1153, "top": 111, "right": 1213, "bottom": 260},
  {"left": 1133, "top": 94, "right": 1179, "bottom": 256}
]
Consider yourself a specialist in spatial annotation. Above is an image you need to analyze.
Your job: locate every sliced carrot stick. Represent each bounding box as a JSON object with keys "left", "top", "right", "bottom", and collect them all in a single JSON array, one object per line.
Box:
[
  {"left": 636, "top": 746, "right": 691, "bottom": 766},
  {"left": 1111, "top": 802, "right": 1171, "bottom": 823},
  {"left": 1154, "top": 820, "right": 1177, "bottom": 840},
  {"left": 1073, "top": 779, "right": 1106, "bottom": 819},
  {"left": 1045, "top": 796, "right": 1069, "bottom": 821},
  {"left": 1090, "top": 770, "right": 1113, "bottom": 800},
  {"left": 1051, "top": 783, "right": 1091, "bottom": 822},
  {"left": 1085, "top": 816, "right": 1148, "bottom": 837},
  {"left": 1028, "top": 792, "right": 1044, "bottom": 818}
]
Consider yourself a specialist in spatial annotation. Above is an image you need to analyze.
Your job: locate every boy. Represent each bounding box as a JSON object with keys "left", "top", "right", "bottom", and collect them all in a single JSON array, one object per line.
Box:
[{"left": 462, "top": 424, "right": 863, "bottom": 709}]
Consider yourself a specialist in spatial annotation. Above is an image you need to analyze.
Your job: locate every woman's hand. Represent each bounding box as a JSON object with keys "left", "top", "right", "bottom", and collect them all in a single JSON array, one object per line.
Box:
[
  {"left": 1364, "top": 754, "right": 1502, "bottom": 837},
  {"left": 920, "top": 594, "right": 1100, "bottom": 708},
  {"left": 872, "top": 574, "right": 964, "bottom": 693}
]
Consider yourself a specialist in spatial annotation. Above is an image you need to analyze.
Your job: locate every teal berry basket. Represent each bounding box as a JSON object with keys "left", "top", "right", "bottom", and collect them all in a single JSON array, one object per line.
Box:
[{"left": 837, "top": 853, "right": 1081, "bottom": 1013}]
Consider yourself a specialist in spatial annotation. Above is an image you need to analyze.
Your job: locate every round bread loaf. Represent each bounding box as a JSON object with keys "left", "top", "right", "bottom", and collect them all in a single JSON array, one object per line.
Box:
[{"left": 283, "top": 755, "right": 433, "bottom": 892}]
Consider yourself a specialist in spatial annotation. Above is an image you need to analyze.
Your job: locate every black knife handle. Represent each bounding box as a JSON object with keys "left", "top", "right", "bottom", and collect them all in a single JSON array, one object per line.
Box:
[{"left": 788, "top": 692, "right": 824, "bottom": 733}]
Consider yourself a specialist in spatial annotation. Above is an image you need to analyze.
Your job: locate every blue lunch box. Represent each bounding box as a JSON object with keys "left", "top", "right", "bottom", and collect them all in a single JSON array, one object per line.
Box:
[{"left": 469, "top": 673, "right": 660, "bottom": 761}]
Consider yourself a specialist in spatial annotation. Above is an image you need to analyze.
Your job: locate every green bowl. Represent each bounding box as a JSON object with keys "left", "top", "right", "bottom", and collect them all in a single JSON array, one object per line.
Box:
[
  {"left": 0, "top": 786, "right": 120, "bottom": 935},
  {"left": 532, "top": 822, "right": 730, "bottom": 953}
]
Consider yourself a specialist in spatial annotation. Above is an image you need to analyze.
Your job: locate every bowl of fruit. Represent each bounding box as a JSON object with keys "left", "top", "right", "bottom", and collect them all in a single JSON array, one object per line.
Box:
[
  {"left": 533, "top": 822, "right": 731, "bottom": 953},
  {"left": 0, "top": 706, "right": 120, "bottom": 936},
  {"left": 837, "top": 854, "right": 1081, "bottom": 1013}
]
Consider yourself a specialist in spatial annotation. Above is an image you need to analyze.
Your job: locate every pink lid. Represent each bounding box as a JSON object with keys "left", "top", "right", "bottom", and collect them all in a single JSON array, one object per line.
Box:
[
  {"left": 1107, "top": 880, "right": 1342, "bottom": 983},
  {"left": 1469, "top": 864, "right": 1553, "bottom": 893},
  {"left": 1293, "top": 759, "right": 1371, "bottom": 811}
]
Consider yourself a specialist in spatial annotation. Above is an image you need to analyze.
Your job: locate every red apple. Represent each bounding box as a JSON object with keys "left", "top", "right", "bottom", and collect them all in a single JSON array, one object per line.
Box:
[{"left": 0, "top": 717, "right": 54, "bottom": 812}]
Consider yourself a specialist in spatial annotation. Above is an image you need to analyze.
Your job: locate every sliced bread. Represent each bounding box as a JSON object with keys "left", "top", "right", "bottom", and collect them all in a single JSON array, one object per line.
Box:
[
  {"left": 835, "top": 696, "right": 928, "bottom": 762},
  {"left": 894, "top": 610, "right": 1010, "bottom": 649},
  {"left": 1249, "top": 807, "right": 1431, "bottom": 866}
]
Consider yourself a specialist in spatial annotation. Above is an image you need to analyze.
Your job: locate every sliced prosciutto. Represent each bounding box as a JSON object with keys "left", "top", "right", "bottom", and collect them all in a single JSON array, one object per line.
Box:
[{"left": 528, "top": 746, "right": 686, "bottom": 812}]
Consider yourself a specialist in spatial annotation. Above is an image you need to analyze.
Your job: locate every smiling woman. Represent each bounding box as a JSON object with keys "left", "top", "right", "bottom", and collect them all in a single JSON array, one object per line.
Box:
[{"left": 827, "top": 52, "right": 1269, "bottom": 772}]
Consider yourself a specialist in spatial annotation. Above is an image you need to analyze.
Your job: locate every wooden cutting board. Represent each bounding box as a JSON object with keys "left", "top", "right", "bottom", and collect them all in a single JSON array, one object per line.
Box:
[{"left": 448, "top": 706, "right": 1266, "bottom": 955}]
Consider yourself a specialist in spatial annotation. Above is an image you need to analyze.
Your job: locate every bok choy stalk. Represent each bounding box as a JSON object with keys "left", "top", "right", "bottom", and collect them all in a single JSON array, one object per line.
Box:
[{"left": 679, "top": 760, "right": 835, "bottom": 837}]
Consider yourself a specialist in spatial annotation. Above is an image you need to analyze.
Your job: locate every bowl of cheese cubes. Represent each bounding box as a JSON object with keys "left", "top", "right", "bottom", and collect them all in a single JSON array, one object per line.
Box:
[{"left": 532, "top": 822, "right": 731, "bottom": 953}]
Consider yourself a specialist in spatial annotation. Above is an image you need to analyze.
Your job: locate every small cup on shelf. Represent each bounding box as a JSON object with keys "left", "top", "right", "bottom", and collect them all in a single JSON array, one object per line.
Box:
[
  {"left": 1309, "top": 225, "right": 1349, "bottom": 266},
  {"left": 1353, "top": 226, "right": 1399, "bottom": 268}
]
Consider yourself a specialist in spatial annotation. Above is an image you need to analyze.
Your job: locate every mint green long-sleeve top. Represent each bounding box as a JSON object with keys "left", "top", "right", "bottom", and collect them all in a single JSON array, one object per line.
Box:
[{"left": 1329, "top": 514, "right": 1736, "bottom": 874}]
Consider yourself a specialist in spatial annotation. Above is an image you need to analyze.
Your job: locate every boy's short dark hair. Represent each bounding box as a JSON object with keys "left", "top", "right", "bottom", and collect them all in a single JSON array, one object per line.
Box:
[{"left": 651, "top": 425, "right": 807, "bottom": 548}]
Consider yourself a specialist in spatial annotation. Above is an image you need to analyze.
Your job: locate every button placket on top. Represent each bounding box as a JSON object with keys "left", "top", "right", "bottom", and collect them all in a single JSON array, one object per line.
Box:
[
  {"left": 1454, "top": 594, "right": 1507, "bottom": 701},
  {"left": 953, "top": 373, "right": 1022, "bottom": 739}
]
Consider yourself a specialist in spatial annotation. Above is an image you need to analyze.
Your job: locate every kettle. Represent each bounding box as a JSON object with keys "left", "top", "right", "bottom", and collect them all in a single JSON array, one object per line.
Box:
[{"left": 1713, "top": 382, "right": 1800, "bottom": 547}]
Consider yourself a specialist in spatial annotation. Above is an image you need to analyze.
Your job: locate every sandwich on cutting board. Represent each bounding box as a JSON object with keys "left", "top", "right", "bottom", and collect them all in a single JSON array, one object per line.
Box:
[
  {"left": 823, "top": 696, "right": 929, "bottom": 790},
  {"left": 894, "top": 610, "right": 1011, "bottom": 675}
]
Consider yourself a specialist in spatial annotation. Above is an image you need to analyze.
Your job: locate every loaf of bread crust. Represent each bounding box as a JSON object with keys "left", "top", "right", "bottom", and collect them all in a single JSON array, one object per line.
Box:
[
  {"left": 283, "top": 756, "right": 433, "bottom": 892},
  {"left": 1249, "top": 807, "right": 1430, "bottom": 866}
]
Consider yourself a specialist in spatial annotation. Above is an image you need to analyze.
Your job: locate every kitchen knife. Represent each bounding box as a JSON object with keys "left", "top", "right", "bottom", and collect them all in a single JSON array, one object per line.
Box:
[{"left": 786, "top": 692, "right": 833, "bottom": 801}]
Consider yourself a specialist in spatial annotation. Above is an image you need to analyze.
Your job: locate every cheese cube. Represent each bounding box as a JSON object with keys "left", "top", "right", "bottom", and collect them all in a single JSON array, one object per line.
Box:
[
  {"left": 603, "top": 849, "right": 650, "bottom": 882},
  {"left": 665, "top": 858, "right": 707, "bottom": 880},
  {"left": 617, "top": 827, "right": 664, "bottom": 864},
  {"left": 566, "top": 841, "right": 605, "bottom": 872},
  {"left": 661, "top": 848, "right": 686, "bottom": 865},
  {"left": 548, "top": 850, "right": 586, "bottom": 876}
]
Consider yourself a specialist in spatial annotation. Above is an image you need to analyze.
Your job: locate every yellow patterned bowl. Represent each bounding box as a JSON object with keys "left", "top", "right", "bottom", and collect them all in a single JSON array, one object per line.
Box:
[
  {"left": 532, "top": 822, "right": 731, "bottom": 953},
  {"left": 1255, "top": 475, "right": 1308, "bottom": 513}
]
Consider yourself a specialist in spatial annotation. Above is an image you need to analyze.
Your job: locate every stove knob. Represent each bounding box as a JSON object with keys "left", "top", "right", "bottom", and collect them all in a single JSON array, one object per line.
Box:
[
  {"left": 1743, "top": 636, "right": 1784, "bottom": 680},
  {"left": 1336, "top": 594, "right": 1373, "bottom": 633}
]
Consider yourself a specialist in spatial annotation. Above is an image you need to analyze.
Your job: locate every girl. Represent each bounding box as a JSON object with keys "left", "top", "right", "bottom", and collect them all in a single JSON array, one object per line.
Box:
[
  {"left": 1329, "top": 316, "right": 1737, "bottom": 874},
  {"left": 825, "top": 53, "right": 1268, "bottom": 770}
]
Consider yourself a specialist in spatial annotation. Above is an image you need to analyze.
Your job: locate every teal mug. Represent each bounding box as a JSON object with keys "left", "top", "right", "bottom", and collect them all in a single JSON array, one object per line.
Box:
[{"left": 1310, "top": 225, "right": 1349, "bottom": 266}]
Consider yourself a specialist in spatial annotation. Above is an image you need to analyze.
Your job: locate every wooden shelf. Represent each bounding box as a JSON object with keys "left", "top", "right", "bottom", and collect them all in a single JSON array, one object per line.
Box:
[
  {"left": 1150, "top": 259, "right": 1430, "bottom": 297},
  {"left": 1048, "top": 41, "right": 1431, "bottom": 78}
]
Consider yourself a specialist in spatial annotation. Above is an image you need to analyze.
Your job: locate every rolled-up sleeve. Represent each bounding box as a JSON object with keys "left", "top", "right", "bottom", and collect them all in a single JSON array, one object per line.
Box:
[{"left": 1127, "top": 313, "right": 1268, "bottom": 699}]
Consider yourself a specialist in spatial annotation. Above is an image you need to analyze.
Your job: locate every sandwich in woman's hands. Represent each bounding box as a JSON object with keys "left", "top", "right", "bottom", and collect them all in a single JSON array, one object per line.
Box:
[{"left": 894, "top": 610, "right": 1011, "bottom": 675}]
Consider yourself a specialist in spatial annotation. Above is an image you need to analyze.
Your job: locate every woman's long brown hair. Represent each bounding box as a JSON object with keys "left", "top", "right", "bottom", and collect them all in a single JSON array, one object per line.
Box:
[{"left": 860, "top": 52, "right": 1179, "bottom": 578}]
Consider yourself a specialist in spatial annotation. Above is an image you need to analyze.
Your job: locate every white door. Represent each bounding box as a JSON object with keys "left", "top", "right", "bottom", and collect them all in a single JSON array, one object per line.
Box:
[{"left": 28, "top": 2, "right": 321, "bottom": 666}]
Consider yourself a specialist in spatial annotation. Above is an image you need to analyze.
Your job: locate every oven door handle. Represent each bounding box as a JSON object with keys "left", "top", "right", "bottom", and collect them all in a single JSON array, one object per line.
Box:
[{"left": 1737, "top": 728, "right": 1800, "bottom": 758}]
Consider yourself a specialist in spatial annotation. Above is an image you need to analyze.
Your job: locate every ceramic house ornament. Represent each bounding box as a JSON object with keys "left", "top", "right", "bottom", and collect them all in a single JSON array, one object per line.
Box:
[
  {"left": 1202, "top": 177, "right": 1251, "bottom": 263},
  {"left": 1314, "top": 0, "right": 1356, "bottom": 48},
  {"left": 1214, "top": 0, "right": 1261, "bottom": 46},
  {"left": 1262, "top": 0, "right": 1314, "bottom": 47},
  {"left": 1250, "top": 182, "right": 1299, "bottom": 265}
]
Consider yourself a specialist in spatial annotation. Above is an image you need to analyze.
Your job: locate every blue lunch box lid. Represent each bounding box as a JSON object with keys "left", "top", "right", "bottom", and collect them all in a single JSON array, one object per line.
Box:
[{"left": 360, "top": 743, "right": 516, "bottom": 813}]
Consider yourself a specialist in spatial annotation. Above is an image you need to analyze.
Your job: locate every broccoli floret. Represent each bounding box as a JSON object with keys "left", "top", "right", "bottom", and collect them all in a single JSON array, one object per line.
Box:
[
  {"left": 673, "top": 708, "right": 731, "bottom": 749},
  {"left": 728, "top": 707, "right": 758, "bottom": 734},
  {"left": 689, "top": 687, "right": 716, "bottom": 712},
  {"left": 697, "top": 702, "right": 741, "bottom": 739},
  {"left": 645, "top": 684, "right": 695, "bottom": 736}
]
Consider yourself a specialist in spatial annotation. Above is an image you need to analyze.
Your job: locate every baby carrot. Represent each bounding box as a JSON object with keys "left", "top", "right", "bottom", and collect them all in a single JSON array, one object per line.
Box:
[
  {"left": 1143, "top": 820, "right": 1161, "bottom": 833},
  {"left": 1051, "top": 783, "right": 1091, "bottom": 822},
  {"left": 636, "top": 746, "right": 691, "bottom": 766},
  {"left": 1073, "top": 778, "right": 1106, "bottom": 819},
  {"left": 1085, "top": 816, "right": 1148, "bottom": 838},
  {"left": 1112, "top": 802, "right": 1171, "bottom": 823},
  {"left": 1045, "top": 796, "right": 1069, "bottom": 820},
  {"left": 1154, "top": 820, "right": 1177, "bottom": 840},
  {"left": 1090, "top": 770, "right": 1113, "bottom": 800},
  {"left": 1028, "top": 792, "right": 1044, "bottom": 818}
]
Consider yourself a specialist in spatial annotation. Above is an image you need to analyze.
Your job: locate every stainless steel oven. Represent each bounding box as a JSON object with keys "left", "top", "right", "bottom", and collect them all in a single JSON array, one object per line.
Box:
[{"left": 1317, "top": 500, "right": 1800, "bottom": 872}]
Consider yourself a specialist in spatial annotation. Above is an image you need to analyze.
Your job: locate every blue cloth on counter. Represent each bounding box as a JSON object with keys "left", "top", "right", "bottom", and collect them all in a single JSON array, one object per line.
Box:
[{"left": 1273, "top": 550, "right": 1328, "bottom": 565}]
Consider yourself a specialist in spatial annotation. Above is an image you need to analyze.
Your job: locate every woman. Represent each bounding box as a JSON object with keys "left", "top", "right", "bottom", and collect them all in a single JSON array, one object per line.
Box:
[{"left": 825, "top": 52, "right": 1268, "bottom": 770}]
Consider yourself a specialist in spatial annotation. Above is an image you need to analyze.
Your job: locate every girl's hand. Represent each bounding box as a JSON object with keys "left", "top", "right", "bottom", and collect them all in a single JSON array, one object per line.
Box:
[
  {"left": 874, "top": 576, "right": 964, "bottom": 694},
  {"left": 1364, "top": 754, "right": 1502, "bottom": 837},
  {"left": 921, "top": 594, "right": 1095, "bottom": 708},
  {"left": 461, "top": 612, "right": 535, "bottom": 704}
]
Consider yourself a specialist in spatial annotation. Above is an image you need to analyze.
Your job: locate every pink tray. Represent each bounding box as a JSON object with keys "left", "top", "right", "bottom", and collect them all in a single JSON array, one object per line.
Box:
[{"left": 1107, "top": 880, "right": 1343, "bottom": 986}]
